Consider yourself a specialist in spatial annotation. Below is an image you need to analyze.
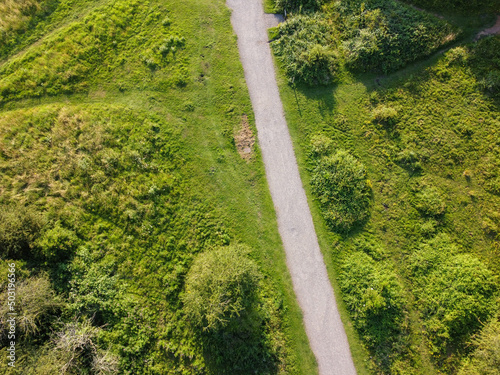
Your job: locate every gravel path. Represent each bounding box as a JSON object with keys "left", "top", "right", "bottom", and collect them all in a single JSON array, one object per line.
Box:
[{"left": 225, "top": 1, "right": 357, "bottom": 374}]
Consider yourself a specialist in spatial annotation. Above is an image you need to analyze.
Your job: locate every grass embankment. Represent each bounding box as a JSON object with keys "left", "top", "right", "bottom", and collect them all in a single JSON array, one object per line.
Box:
[
  {"left": 0, "top": 0, "right": 318, "bottom": 373},
  {"left": 271, "top": 1, "right": 500, "bottom": 373}
]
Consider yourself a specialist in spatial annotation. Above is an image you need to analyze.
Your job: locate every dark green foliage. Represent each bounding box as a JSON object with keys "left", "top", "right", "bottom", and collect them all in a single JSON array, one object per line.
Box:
[
  {"left": 458, "top": 317, "right": 500, "bottom": 375},
  {"left": 0, "top": 204, "right": 46, "bottom": 259},
  {"left": 272, "top": 15, "right": 340, "bottom": 85},
  {"left": 405, "top": 0, "right": 500, "bottom": 13},
  {"left": 275, "top": 0, "right": 322, "bottom": 12},
  {"left": 339, "top": 251, "right": 407, "bottom": 370},
  {"left": 310, "top": 150, "right": 372, "bottom": 233},
  {"left": 271, "top": 0, "right": 458, "bottom": 84},
  {"left": 340, "top": 0, "right": 458, "bottom": 73},
  {"left": 468, "top": 37, "right": 500, "bottom": 98},
  {"left": 409, "top": 235, "right": 498, "bottom": 355}
]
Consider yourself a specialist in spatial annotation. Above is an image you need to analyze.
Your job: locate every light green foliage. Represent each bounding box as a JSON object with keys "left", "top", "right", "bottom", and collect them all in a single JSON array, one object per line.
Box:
[
  {"left": 310, "top": 149, "right": 372, "bottom": 233},
  {"left": 409, "top": 235, "right": 498, "bottom": 355},
  {"left": 36, "top": 223, "right": 79, "bottom": 262},
  {"left": 0, "top": 0, "right": 59, "bottom": 57},
  {"left": 412, "top": 183, "right": 446, "bottom": 217},
  {"left": 372, "top": 105, "right": 398, "bottom": 126},
  {"left": 0, "top": 0, "right": 317, "bottom": 372},
  {"left": 183, "top": 244, "right": 261, "bottom": 332}
]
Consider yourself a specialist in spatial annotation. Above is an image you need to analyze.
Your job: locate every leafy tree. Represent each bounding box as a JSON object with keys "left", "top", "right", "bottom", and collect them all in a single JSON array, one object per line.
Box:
[{"left": 310, "top": 150, "right": 372, "bottom": 233}]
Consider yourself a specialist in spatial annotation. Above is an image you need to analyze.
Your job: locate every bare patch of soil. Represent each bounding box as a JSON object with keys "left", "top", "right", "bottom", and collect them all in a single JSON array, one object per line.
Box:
[{"left": 234, "top": 114, "right": 255, "bottom": 161}]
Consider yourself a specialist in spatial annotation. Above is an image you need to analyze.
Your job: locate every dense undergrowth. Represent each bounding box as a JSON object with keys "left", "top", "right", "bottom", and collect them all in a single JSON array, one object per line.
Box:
[
  {"left": 274, "top": 0, "right": 500, "bottom": 368},
  {"left": 271, "top": 0, "right": 459, "bottom": 85},
  {"left": 0, "top": 0, "right": 318, "bottom": 373}
]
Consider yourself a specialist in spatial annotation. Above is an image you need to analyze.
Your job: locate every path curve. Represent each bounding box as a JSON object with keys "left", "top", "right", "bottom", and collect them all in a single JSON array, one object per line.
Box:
[{"left": 225, "top": 1, "right": 357, "bottom": 374}]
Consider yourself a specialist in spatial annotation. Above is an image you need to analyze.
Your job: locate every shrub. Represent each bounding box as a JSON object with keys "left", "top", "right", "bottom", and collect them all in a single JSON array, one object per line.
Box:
[
  {"left": 372, "top": 105, "right": 398, "bottom": 126},
  {"left": 340, "top": 252, "right": 407, "bottom": 368},
  {"left": 0, "top": 204, "right": 46, "bottom": 259},
  {"left": 36, "top": 223, "right": 79, "bottom": 262},
  {"left": 0, "top": 274, "right": 62, "bottom": 340},
  {"left": 340, "top": 0, "right": 458, "bottom": 73},
  {"left": 35, "top": 319, "right": 119, "bottom": 374},
  {"left": 272, "top": 15, "right": 339, "bottom": 85},
  {"left": 396, "top": 149, "right": 423, "bottom": 173},
  {"left": 412, "top": 184, "right": 446, "bottom": 217},
  {"left": 409, "top": 235, "right": 498, "bottom": 354},
  {"left": 309, "top": 134, "right": 334, "bottom": 158},
  {"left": 182, "top": 244, "right": 261, "bottom": 332},
  {"left": 310, "top": 150, "right": 372, "bottom": 233}
]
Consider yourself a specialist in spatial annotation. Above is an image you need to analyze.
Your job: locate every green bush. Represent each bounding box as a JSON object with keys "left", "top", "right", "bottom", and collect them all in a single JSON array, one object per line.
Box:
[
  {"left": 36, "top": 223, "right": 79, "bottom": 262},
  {"left": 0, "top": 204, "right": 46, "bottom": 259},
  {"left": 309, "top": 133, "right": 334, "bottom": 158},
  {"left": 340, "top": 252, "right": 407, "bottom": 369},
  {"left": 0, "top": 274, "right": 61, "bottom": 340},
  {"left": 372, "top": 105, "right": 399, "bottom": 126},
  {"left": 340, "top": 0, "right": 458, "bottom": 73},
  {"left": 182, "top": 244, "right": 261, "bottom": 332},
  {"left": 310, "top": 150, "right": 372, "bottom": 233},
  {"left": 272, "top": 15, "right": 340, "bottom": 85},
  {"left": 409, "top": 235, "right": 498, "bottom": 354},
  {"left": 412, "top": 184, "right": 446, "bottom": 217}
]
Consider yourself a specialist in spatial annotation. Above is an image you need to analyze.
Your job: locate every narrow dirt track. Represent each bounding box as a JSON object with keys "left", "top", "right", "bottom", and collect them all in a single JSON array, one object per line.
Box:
[{"left": 225, "top": 1, "right": 357, "bottom": 374}]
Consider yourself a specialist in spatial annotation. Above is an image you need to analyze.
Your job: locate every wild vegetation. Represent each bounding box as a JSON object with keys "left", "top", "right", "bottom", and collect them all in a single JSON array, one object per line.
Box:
[
  {"left": 271, "top": 0, "right": 500, "bottom": 371},
  {"left": 0, "top": 0, "right": 318, "bottom": 373},
  {"left": 272, "top": 0, "right": 459, "bottom": 84}
]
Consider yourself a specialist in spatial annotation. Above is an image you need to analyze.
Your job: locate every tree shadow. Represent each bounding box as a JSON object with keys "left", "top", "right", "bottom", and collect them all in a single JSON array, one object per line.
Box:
[{"left": 201, "top": 321, "right": 278, "bottom": 375}]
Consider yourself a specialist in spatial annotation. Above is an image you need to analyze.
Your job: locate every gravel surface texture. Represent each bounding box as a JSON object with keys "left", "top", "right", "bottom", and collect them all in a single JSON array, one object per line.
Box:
[{"left": 225, "top": 1, "right": 357, "bottom": 374}]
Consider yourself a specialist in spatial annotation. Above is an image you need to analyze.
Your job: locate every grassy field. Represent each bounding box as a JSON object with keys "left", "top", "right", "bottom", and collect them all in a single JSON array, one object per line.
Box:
[
  {"left": 0, "top": 0, "right": 319, "bottom": 373},
  {"left": 272, "top": 2, "right": 500, "bottom": 373}
]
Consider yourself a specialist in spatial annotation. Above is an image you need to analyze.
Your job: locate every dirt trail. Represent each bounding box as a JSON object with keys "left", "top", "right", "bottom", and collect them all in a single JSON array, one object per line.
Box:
[
  {"left": 475, "top": 15, "right": 500, "bottom": 40},
  {"left": 226, "top": 0, "right": 357, "bottom": 374}
]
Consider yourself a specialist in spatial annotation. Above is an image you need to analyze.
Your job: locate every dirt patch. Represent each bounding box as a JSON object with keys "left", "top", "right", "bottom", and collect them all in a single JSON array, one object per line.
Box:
[
  {"left": 475, "top": 15, "right": 500, "bottom": 41},
  {"left": 234, "top": 114, "right": 255, "bottom": 161}
]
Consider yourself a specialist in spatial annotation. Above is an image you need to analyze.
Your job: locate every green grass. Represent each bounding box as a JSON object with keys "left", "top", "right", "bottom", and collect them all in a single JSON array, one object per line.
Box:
[
  {"left": 0, "top": 0, "right": 318, "bottom": 373},
  {"left": 274, "top": 25, "right": 500, "bottom": 373}
]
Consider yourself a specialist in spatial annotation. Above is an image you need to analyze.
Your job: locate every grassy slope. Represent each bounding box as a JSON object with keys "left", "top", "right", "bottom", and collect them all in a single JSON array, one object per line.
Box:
[
  {"left": 0, "top": 0, "right": 317, "bottom": 373},
  {"left": 274, "top": 11, "right": 500, "bottom": 374}
]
